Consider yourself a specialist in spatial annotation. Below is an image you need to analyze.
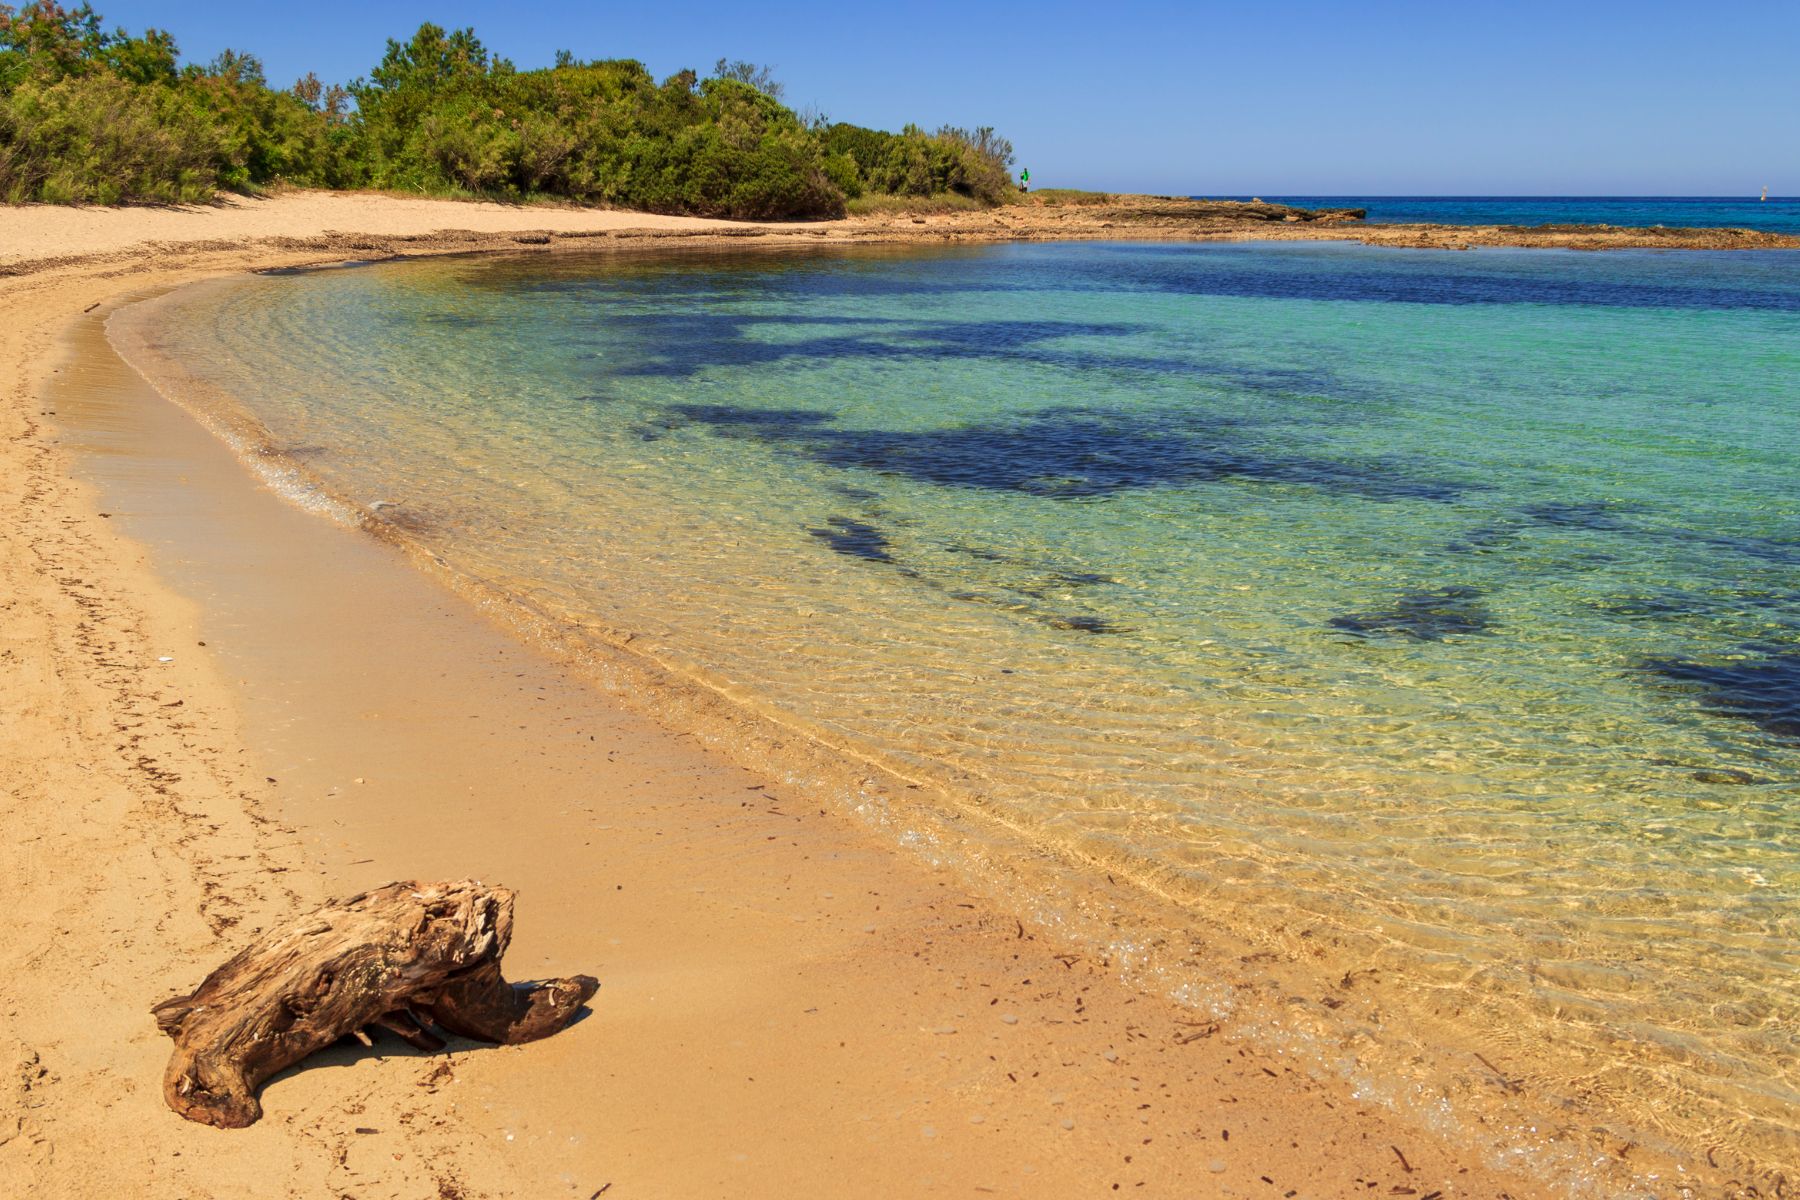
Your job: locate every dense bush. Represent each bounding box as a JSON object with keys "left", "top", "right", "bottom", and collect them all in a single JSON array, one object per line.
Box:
[
  {"left": 346, "top": 29, "right": 843, "bottom": 217},
  {"left": 0, "top": 3, "right": 1012, "bottom": 217},
  {"left": 0, "top": 2, "right": 326, "bottom": 202},
  {"left": 0, "top": 71, "right": 223, "bottom": 202},
  {"left": 820, "top": 122, "right": 1015, "bottom": 204}
]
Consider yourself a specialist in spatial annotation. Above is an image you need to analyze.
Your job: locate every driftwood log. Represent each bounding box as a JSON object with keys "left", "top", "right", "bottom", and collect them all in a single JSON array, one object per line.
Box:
[{"left": 152, "top": 880, "right": 598, "bottom": 1128}]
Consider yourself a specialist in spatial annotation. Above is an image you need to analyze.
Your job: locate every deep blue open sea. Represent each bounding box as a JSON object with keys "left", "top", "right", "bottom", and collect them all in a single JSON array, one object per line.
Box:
[{"left": 1212, "top": 195, "right": 1800, "bottom": 234}]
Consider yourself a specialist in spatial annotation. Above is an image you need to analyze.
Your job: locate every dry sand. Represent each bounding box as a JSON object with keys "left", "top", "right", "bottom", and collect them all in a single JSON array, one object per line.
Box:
[
  {"left": 0, "top": 191, "right": 1715, "bottom": 1199},
  {"left": 0, "top": 190, "right": 758, "bottom": 268}
]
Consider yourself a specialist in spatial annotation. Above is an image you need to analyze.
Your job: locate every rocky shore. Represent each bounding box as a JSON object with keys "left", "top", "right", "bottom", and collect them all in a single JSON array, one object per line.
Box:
[{"left": 852, "top": 192, "right": 1800, "bottom": 250}]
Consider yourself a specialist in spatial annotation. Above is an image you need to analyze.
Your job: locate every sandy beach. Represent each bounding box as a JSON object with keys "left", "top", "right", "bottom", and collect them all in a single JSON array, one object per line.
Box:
[{"left": 2, "top": 191, "right": 1741, "bottom": 1198}]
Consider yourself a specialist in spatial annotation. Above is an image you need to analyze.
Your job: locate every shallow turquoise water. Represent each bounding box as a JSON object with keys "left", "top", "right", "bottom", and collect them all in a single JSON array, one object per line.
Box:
[{"left": 122, "top": 240, "right": 1800, "bottom": 1185}]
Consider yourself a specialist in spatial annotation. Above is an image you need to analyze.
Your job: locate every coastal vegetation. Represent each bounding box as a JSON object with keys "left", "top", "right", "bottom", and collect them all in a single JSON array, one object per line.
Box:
[
  {"left": 0, "top": 2, "right": 1015, "bottom": 216},
  {"left": 1025, "top": 187, "right": 1114, "bottom": 205}
]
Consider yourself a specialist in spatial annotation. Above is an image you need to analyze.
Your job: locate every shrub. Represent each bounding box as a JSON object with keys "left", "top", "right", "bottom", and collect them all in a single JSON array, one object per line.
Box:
[
  {"left": 184, "top": 51, "right": 330, "bottom": 189},
  {"left": 0, "top": 71, "right": 224, "bottom": 202},
  {"left": 820, "top": 121, "right": 1015, "bottom": 204},
  {"left": 0, "top": 6, "right": 1013, "bottom": 217},
  {"left": 0, "top": 4, "right": 327, "bottom": 200},
  {"left": 345, "top": 44, "right": 844, "bottom": 217}
]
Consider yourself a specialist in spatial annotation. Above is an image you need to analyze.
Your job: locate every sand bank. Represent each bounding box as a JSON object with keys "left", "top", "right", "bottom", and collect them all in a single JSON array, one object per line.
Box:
[{"left": 0, "top": 192, "right": 1714, "bottom": 1198}]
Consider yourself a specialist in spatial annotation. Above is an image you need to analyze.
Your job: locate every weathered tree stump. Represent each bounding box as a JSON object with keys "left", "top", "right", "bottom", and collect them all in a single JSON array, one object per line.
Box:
[{"left": 152, "top": 880, "right": 598, "bottom": 1128}]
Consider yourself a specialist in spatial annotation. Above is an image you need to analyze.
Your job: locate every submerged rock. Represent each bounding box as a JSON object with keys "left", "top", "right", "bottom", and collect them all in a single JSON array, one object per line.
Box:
[
  {"left": 1330, "top": 585, "right": 1495, "bottom": 642},
  {"left": 807, "top": 516, "right": 895, "bottom": 563},
  {"left": 1643, "top": 645, "right": 1800, "bottom": 740}
]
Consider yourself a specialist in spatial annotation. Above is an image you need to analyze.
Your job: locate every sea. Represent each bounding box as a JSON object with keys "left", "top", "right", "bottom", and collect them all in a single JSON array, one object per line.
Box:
[
  {"left": 112, "top": 238, "right": 1800, "bottom": 1193},
  {"left": 1212, "top": 195, "right": 1800, "bottom": 235}
]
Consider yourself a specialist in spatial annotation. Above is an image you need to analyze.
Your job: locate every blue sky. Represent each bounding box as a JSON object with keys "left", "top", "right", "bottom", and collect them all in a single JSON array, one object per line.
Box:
[{"left": 94, "top": 0, "right": 1799, "bottom": 195}]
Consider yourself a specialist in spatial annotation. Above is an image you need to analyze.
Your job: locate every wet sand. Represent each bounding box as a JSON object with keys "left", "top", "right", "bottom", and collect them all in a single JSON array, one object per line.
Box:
[{"left": 1, "top": 192, "right": 1732, "bottom": 1198}]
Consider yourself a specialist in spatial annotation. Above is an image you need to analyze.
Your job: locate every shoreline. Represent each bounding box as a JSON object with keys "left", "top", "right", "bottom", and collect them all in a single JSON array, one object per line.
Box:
[
  {"left": 0, "top": 193, "right": 1743, "bottom": 1198},
  {"left": 4, "top": 190, "right": 1797, "bottom": 283}
]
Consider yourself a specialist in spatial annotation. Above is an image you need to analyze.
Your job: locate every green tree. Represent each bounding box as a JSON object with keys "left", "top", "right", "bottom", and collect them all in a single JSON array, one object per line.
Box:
[
  {"left": 1, "top": 7, "right": 1015, "bottom": 215},
  {"left": 710, "top": 57, "right": 781, "bottom": 102}
]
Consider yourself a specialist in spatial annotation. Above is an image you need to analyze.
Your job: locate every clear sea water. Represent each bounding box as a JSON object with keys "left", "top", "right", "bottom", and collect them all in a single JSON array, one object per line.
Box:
[
  {"left": 118, "top": 240, "right": 1800, "bottom": 1191},
  {"left": 1215, "top": 195, "right": 1800, "bottom": 235}
]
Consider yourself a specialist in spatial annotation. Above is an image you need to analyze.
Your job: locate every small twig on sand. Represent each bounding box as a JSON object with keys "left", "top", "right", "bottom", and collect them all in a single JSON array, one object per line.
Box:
[{"left": 1473, "top": 1051, "right": 1522, "bottom": 1093}]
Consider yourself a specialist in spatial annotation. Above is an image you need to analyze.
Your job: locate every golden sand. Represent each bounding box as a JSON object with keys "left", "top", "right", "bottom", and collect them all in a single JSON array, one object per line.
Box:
[{"left": 0, "top": 191, "right": 1685, "bottom": 1198}]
